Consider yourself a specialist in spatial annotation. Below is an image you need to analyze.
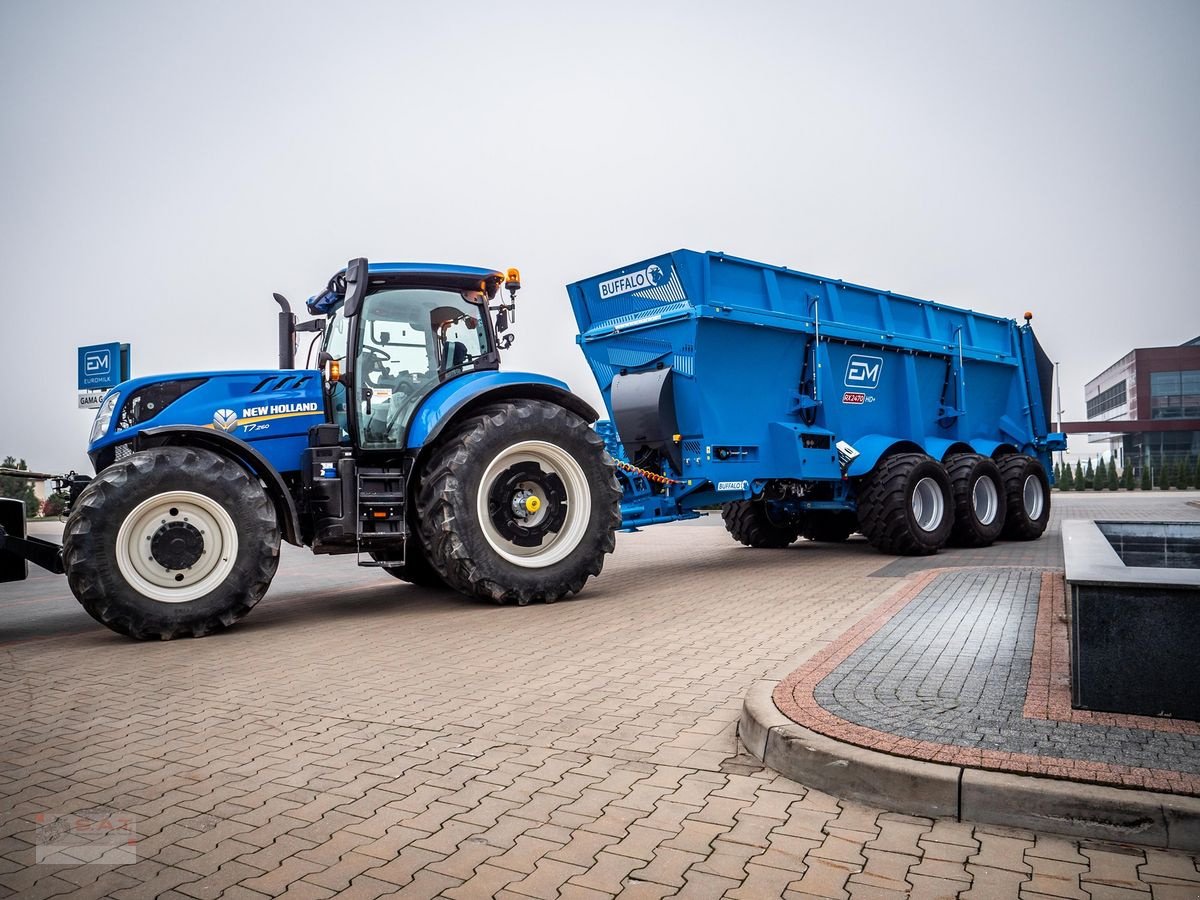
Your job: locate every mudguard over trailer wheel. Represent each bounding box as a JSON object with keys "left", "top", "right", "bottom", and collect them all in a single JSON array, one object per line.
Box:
[
  {"left": 722, "top": 500, "right": 799, "bottom": 548},
  {"left": 417, "top": 401, "right": 621, "bottom": 605},
  {"left": 998, "top": 454, "right": 1051, "bottom": 540},
  {"left": 857, "top": 453, "right": 953, "bottom": 556},
  {"left": 62, "top": 446, "right": 280, "bottom": 640},
  {"left": 945, "top": 453, "right": 1007, "bottom": 547}
]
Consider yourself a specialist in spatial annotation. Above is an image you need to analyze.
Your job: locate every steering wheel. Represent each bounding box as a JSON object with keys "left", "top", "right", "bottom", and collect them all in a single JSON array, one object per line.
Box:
[{"left": 360, "top": 347, "right": 391, "bottom": 387}]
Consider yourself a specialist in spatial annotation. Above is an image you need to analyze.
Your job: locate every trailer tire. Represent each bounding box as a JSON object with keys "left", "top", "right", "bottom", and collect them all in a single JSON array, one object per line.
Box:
[
  {"left": 998, "top": 454, "right": 1051, "bottom": 540},
  {"left": 416, "top": 401, "right": 621, "bottom": 605},
  {"left": 801, "top": 511, "right": 857, "bottom": 543},
  {"left": 721, "top": 500, "right": 799, "bottom": 548},
  {"left": 857, "top": 453, "right": 953, "bottom": 556},
  {"left": 369, "top": 541, "right": 447, "bottom": 589},
  {"left": 945, "top": 454, "right": 1007, "bottom": 547},
  {"left": 62, "top": 446, "right": 279, "bottom": 640}
]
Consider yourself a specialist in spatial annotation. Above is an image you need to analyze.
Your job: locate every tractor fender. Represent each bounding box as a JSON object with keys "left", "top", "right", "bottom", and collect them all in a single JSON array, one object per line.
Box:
[
  {"left": 844, "top": 435, "right": 924, "bottom": 478},
  {"left": 134, "top": 425, "right": 303, "bottom": 546},
  {"left": 406, "top": 371, "right": 600, "bottom": 451}
]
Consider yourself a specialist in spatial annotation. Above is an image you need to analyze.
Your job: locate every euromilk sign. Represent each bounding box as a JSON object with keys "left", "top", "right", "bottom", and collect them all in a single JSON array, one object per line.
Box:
[{"left": 78, "top": 342, "right": 131, "bottom": 409}]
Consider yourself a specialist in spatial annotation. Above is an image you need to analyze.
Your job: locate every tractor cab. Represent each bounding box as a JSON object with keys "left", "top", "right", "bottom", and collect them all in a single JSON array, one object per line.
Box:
[{"left": 302, "top": 260, "right": 519, "bottom": 452}]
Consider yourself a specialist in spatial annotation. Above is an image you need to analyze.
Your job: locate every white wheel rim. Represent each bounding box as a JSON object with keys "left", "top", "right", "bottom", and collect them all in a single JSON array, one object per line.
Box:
[
  {"left": 476, "top": 440, "right": 591, "bottom": 569},
  {"left": 1022, "top": 474, "right": 1045, "bottom": 520},
  {"left": 115, "top": 491, "right": 238, "bottom": 603},
  {"left": 911, "top": 476, "right": 945, "bottom": 532},
  {"left": 972, "top": 474, "right": 1000, "bottom": 526}
]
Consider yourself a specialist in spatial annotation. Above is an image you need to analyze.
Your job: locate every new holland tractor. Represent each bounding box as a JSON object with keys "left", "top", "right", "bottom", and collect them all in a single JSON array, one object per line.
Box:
[{"left": 0, "top": 259, "right": 621, "bottom": 639}]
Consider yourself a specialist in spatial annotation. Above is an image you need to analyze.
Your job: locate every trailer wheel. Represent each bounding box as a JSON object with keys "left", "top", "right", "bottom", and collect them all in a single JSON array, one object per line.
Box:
[
  {"left": 721, "top": 500, "right": 799, "bottom": 548},
  {"left": 945, "top": 454, "right": 1007, "bottom": 547},
  {"left": 998, "top": 454, "right": 1051, "bottom": 540},
  {"left": 801, "top": 511, "right": 857, "bottom": 543},
  {"left": 857, "top": 453, "right": 953, "bottom": 556},
  {"left": 62, "top": 446, "right": 279, "bottom": 640},
  {"left": 369, "top": 541, "right": 447, "bottom": 589},
  {"left": 417, "top": 401, "right": 621, "bottom": 605}
]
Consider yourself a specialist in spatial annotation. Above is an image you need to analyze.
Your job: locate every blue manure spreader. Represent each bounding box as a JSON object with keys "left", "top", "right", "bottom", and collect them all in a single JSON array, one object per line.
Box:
[
  {"left": 0, "top": 251, "right": 1064, "bottom": 639},
  {"left": 569, "top": 249, "right": 1065, "bottom": 553}
]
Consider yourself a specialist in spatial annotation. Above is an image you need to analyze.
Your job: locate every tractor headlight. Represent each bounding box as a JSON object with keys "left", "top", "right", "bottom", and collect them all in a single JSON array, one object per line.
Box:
[{"left": 89, "top": 392, "right": 120, "bottom": 444}]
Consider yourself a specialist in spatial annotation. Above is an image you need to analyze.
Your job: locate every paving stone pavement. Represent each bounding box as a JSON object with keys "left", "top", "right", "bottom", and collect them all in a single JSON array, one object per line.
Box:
[
  {"left": 1, "top": 491, "right": 1199, "bottom": 898},
  {"left": 811, "top": 567, "right": 1200, "bottom": 784}
]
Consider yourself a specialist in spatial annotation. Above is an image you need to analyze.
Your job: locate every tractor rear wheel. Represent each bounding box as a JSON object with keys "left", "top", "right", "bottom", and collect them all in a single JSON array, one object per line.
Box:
[
  {"left": 945, "top": 453, "right": 1007, "bottom": 547},
  {"left": 857, "top": 453, "right": 953, "bottom": 556},
  {"left": 998, "top": 454, "right": 1051, "bottom": 540},
  {"left": 62, "top": 446, "right": 279, "bottom": 639},
  {"left": 721, "top": 500, "right": 799, "bottom": 548},
  {"left": 416, "top": 401, "right": 621, "bottom": 605}
]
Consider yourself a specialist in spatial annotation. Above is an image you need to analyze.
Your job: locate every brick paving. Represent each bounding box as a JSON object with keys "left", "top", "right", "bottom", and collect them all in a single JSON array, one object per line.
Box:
[
  {"left": 1, "top": 491, "right": 1199, "bottom": 897},
  {"left": 776, "top": 566, "right": 1200, "bottom": 794}
]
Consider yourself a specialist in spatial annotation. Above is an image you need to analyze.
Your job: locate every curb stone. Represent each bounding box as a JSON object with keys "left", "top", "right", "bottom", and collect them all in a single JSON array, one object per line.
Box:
[{"left": 739, "top": 681, "right": 1200, "bottom": 851}]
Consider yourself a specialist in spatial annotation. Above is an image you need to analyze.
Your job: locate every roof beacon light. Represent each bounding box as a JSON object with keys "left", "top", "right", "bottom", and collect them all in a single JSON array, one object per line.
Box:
[{"left": 505, "top": 268, "right": 521, "bottom": 296}]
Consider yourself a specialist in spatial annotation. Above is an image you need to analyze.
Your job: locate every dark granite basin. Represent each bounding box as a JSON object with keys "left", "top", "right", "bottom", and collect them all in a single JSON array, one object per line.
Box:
[
  {"left": 1097, "top": 521, "right": 1200, "bottom": 569},
  {"left": 1062, "top": 519, "right": 1200, "bottom": 721}
]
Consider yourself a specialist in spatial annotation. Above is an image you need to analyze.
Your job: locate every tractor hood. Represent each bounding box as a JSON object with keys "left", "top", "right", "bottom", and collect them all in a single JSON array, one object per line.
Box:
[{"left": 87, "top": 369, "right": 325, "bottom": 473}]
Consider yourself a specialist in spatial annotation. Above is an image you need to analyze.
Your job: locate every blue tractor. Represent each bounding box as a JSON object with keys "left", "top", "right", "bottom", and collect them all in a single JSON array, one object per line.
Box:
[{"left": 0, "top": 259, "right": 621, "bottom": 639}]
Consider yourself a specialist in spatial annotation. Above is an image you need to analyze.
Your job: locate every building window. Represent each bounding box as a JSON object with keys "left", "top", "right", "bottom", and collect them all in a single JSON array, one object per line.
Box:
[
  {"left": 1150, "top": 369, "right": 1200, "bottom": 419},
  {"left": 1086, "top": 379, "right": 1127, "bottom": 419}
]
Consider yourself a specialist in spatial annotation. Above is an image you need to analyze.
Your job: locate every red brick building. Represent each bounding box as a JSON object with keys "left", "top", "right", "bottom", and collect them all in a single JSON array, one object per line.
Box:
[{"left": 1083, "top": 337, "right": 1200, "bottom": 473}]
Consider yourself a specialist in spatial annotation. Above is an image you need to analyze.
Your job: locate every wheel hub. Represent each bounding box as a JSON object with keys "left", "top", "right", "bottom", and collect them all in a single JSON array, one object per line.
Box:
[
  {"left": 488, "top": 461, "right": 566, "bottom": 547},
  {"left": 150, "top": 521, "right": 205, "bottom": 570}
]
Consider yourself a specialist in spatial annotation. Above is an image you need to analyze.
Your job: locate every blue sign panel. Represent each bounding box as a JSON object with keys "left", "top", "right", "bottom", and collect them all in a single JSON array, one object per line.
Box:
[{"left": 78, "top": 342, "right": 126, "bottom": 390}]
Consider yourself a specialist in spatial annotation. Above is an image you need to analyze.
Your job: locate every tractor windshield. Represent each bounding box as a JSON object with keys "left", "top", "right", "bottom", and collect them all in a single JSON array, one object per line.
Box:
[{"left": 356, "top": 288, "right": 490, "bottom": 449}]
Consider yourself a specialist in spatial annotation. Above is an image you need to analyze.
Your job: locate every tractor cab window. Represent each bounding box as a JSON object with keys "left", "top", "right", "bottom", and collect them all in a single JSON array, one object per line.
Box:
[
  {"left": 357, "top": 288, "right": 490, "bottom": 449},
  {"left": 322, "top": 309, "right": 352, "bottom": 439}
]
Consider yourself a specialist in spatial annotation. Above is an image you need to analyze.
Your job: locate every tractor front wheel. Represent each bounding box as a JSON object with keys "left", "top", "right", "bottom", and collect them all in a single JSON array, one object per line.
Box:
[
  {"left": 417, "top": 401, "right": 621, "bottom": 605},
  {"left": 63, "top": 446, "right": 279, "bottom": 639}
]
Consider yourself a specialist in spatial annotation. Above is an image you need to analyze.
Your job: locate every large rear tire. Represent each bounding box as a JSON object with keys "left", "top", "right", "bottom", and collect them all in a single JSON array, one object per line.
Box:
[
  {"left": 945, "top": 453, "right": 1007, "bottom": 547},
  {"left": 62, "top": 446, "right": 279, "bottom": 640},
  {"left": 416, "top": 401, "right": 621, "bottom": 605},
  {"left": 998, "top": 454, "right": 1051, "bottom": 540},
  {"left": 721, "top": 500, "right": 799, "bottom": 548},
  {"left": 857, "top": 453, "right": 953, "bottom": 556}
]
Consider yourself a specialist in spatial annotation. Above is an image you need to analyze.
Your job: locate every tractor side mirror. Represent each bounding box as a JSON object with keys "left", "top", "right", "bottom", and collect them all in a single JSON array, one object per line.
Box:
[
  {"left": 496, "top": 305, "right": 509, "bottom": 333},
  {"left": 343, "top": 257, "right": 369, "bottom": 317}
]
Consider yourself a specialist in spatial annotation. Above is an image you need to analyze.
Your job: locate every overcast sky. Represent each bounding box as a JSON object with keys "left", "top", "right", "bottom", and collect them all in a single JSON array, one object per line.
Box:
[{"left": 2, "top": 0, "right": 1197, "bottom": 473}]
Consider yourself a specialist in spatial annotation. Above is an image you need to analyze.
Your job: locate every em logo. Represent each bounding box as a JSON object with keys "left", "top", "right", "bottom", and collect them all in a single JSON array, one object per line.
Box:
[
  {"left": 844, "top": 354, "right": 883, "bottom": 390},
  {"left": 84, "top": 349, "right": 112, "bottom": 376}
]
